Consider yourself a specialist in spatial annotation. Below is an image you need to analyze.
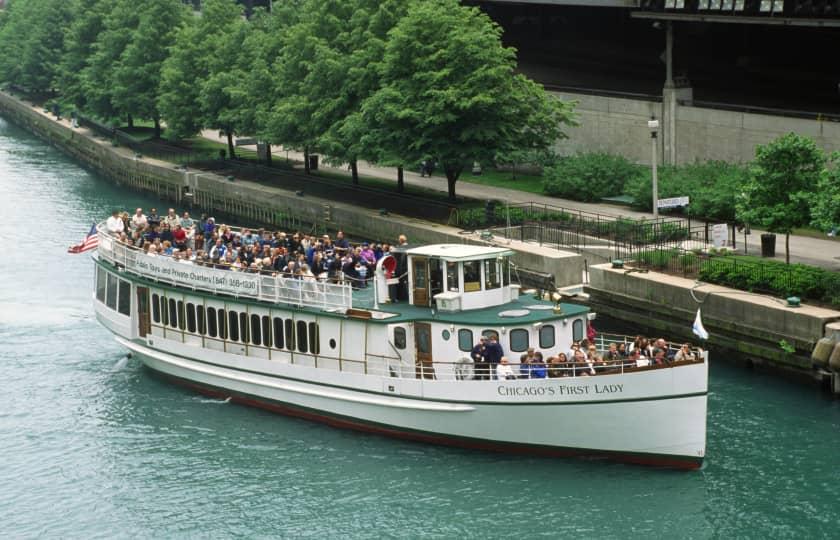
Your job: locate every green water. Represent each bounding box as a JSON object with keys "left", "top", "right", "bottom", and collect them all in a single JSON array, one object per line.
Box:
[{"left": 1, "top": 115, "right": 839, "bottom": 539}]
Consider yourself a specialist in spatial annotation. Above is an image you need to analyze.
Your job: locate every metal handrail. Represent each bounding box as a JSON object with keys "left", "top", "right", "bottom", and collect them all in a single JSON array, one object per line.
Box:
[{"left": 97, "top": 224, "right": 354, "bottom": 311}]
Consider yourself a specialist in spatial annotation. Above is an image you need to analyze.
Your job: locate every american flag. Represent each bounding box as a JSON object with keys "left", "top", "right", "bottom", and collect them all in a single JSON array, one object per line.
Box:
[{"left": 68, "top": 223, "right": 99, "bottom": 254}]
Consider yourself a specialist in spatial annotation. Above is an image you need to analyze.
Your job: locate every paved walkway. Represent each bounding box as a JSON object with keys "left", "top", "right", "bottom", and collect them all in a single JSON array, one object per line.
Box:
[{"left": 208, "top": 130, "right": 838, "bottom": 270}]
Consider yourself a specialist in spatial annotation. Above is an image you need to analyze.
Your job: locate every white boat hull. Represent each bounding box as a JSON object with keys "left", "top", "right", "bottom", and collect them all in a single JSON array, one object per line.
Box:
[{"left": 116, "top": 336, "right": 707, "bottom": 469}]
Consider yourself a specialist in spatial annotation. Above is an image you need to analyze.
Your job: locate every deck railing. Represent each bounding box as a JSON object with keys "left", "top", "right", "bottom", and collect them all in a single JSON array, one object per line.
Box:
[{"left": 97, "top": 225, "right": 354, "bottom": 311}]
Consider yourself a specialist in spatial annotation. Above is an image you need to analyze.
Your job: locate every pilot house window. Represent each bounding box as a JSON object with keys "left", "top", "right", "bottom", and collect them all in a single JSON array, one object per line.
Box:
[
  {"left": 484, "top": 260, "right": 500, "bottom": 290},
  {"left": 463, "top": 261, "right": 481, "bottom": 292}
]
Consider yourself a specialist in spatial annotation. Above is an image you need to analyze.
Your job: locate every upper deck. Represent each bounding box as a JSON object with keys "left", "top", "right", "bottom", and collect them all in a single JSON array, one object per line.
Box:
[{"left": 95, "top": 223, "right": 585, "bottom": 323}]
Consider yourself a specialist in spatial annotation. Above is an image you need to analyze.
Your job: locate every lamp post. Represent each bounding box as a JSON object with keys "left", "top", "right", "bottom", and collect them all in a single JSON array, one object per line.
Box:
[{"left": 648, "top": 117, "right": 660, "bottom": 219}]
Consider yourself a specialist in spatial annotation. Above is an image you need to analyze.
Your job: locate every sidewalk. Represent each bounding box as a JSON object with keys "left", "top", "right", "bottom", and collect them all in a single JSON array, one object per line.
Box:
[{"left": 206, "top": 130, "right": 840, "bottom": 270}]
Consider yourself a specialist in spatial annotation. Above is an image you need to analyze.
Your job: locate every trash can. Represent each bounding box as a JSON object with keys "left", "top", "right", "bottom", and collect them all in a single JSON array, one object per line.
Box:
[
  {"left": 760, "top": 233, "right": 776, "bottom": 258},
  {"left": 308, "top": 154, "right": 319, "bottom": 171}
]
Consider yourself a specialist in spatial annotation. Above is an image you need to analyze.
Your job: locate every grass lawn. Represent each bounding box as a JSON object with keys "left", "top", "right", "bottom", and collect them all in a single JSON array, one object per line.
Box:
[
  {"left": 458, "top": 168, "right": 544, "bottom": 194},
  {"left": 314, "top": 169, "right": 478, "bottom": 208}
]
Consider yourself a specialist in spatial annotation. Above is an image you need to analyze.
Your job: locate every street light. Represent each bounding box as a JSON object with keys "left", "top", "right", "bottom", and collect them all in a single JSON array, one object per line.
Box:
[{"left": 648, "top": 117, "right": 660, "bottom": 219}]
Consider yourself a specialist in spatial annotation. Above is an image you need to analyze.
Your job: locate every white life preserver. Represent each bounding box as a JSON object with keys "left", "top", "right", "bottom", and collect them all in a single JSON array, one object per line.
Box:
[{"left": 454, "top": 356, "right": 474, "bottom": 381}]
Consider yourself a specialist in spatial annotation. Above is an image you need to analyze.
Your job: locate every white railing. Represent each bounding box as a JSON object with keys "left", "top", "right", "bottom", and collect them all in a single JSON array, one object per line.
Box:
[{"left": 97, "top": 226, "right": 354, "bottom": 311}]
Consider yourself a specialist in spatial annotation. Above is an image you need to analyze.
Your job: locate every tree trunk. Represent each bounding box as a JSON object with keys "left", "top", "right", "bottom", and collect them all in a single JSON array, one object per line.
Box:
[
  {"left": 350, "top": 160, "right": 359, "bottom": 185},
  {"left": 126, "top": 114, "right": 133, "bottom": 128},
  {"left": 785, "top": 232, "right": 790, "bottom": 264},
  {"left": 397, "top": 166, "right": 405, "bottom": 193},
  {"left": 445, "top": 165, "right": 462, "bottom": 201},
  {"left": 153, "top": 117, "right": 161, "bottom": 139},
  {"left": 304, "top": 146, "right": 310, "bottom": 174},
  {"left": 226, "top": 130, "right": 236, "bottom": 160},
  {"left": 265, "top": 143, "right": 272, "bottom": 166}
]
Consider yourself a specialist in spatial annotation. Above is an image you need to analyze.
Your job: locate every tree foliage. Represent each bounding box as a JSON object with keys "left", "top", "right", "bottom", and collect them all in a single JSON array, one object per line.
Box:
[
  {"left": 358, "top": 0, "right": 574, "bottom": 199},
  {"left": 0, "top": 0, "right": 71, "bottom": 92},
  {"left": 736, "top": 132, "right": 825, "bottom": 262},
  {"left": 56, "top": 0, "right": 109, "bottom": 110},
  {"left": 544, "top": 153, "right": 644, "bottom": 203},
  {"left": 811, "top": 152, "right": 840, "bottom": 233}
]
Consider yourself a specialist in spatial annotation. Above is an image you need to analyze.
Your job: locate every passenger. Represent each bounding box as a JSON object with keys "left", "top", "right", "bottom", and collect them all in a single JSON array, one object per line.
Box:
[
  {"left": 587, "top": 345, "right": 606, "bottom": 372},
  {"left": 573, "top": 349, "right": 594, "bottom": 376},
  {"left": 674, "top": 343, "right": 697, "bottom": 362},
  {"left": 106, "top": 210, "right": 124, "bottom": 235},
  {"left": 652, "top": 349, "right": 669, "bottom": 366},
  {"left": 617, "top": 343, "right": 628, "bottom": 357},
  {"left": 165, "top": 208, "right": 180, "bottom": 230},
  {"left": 605, "top": 343, "right": 621, "bottom": 362},
  {"left": 160, "top": 222, "right": 173, "bottom": 244},
  {"left": 180, "top": 211, "right": 194, "bottom": 230},
  {"left": 530, "top": 352, "right": 547, "bottom": 379},
  {"left": 548, "top": 353, "right": 568, "bottom": 378},
  {"left": 471, "top": 336, "right": 489, "bottom": 380},
  {"left": 484, "top": 334, "right": 503, "bottom": 380},
  {"left": 496, "top": 357, "right": 517, "bottom": 380},
  {"left": 147, "top": 208, "right": 161, "bottom": 228},
  {"left": 519, "top": 353, "right": 531, "bottom": 378},
  {"left": 172, "top": 224, "right": 187, "bottom": 251},
  {"left": 130, "top": 208, "right": 147, "bottom": 232}
]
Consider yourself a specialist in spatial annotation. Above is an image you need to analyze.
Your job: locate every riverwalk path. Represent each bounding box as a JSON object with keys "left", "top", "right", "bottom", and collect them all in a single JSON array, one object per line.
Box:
[{"left": 200, "top": 131, "right": 840, "bottom": 271}]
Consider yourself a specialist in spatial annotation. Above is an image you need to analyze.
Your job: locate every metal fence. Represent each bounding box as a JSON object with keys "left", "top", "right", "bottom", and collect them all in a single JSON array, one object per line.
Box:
[
  {"left": 481, "top": 201, "right": 715, "bottom": 261},
  {"left": 632, "top": 247, "right": 840, "bottom": 307}
]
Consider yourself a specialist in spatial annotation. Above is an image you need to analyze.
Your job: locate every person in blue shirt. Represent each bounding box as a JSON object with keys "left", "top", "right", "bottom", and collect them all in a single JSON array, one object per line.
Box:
[{"left": 484, "top": 335, "right": 503, "bottom": 379}]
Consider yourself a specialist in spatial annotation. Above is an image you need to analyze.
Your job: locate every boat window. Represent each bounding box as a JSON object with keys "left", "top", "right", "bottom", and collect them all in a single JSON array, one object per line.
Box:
[
  {"left": 207, "top": 307, "right": 218, "bottom": 338},
  {"left": 501, "top": 258, "right": 509, "bottom": 286},
  {"left": 262, "top": 316, "right": 272, "bottom": 348},
  {"left": 394, "top": 327, "right": 406, "bottom": 349},
  {"left": 572, "top": 319, "right": 584, "bottom": 341},
  {"left": 463, "top": 261, "right": 481, "bottom": 292},
  {"left": 273, "top": 317, "right": 285, "bottom": 349},
  {"left": 539, "top": 324, "right": 555, "bottom": 349},
  {"left": 239, "top": 312, "right": 249, "bottom": 343},
  {"left": 309, "top": 322, "right": 319, "bottom": 354},
  {"left": 161, "top": 296, "right": 169, "bottom": 326},
  {"left": 186, "top": 303, "right": 197, "bottom": 333},
  {"left": 96, "top": 267, "right": 107, "bottom": 303},
  {"left": 168, "top": 298, "right": 177, "bottom": 329},
  {"left": 228, "top": 311, "right": 239, "bottom": 342},
  {"left": 118, "top": 279, "right": 131, "bottom": 315},
  {"left": 106, "top": 273, "right": 118, "bottom": 310},
  {"left": 446, "top": 261, "right": 459, "bottom": 292},
  {"left": 482, "top": 329, "right": 499, "bottom": 341},
  {"left": 250, "top": 314, "right": 261, "bottom": 346},
  {"left": 217, "top": 309, "right": 227, "bottom": 340},
  {"left": 177, "top": 300, "right": 186, "bottom": 331},
  {"left": 297, "top": 321, "right": 308, "bottom": 353},
  {"left": 197, "top": 305, "right": 206, "bottom": 335},
  {"left": 484, "top": 260, "right": 500, "bottom": 290},
  {"left": 285, "top": 319, "right": 295, "bottom": 351},
  {"left": 152, "top": 293, "right": 161, "bottom": 323},
  {"left": 458, "top": 329, "right": 473, "bottom": 352},
  {"left": 510, "top": 329, "right": 529, "bottom": 352}
]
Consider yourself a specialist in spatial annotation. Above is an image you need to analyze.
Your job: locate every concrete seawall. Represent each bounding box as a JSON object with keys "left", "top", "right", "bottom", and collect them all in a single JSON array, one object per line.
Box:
[
  {"left": 586, "top": 263, "right": 840, "bottom": 382},
  {"left": 0, "top": 91, "right": 583, "bottom": 287}
]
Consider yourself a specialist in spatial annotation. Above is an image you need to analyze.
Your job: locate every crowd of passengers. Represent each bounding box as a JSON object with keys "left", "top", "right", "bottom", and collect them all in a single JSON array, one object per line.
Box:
[
  {"left": 104, "top": 207, "right": 404, "bottom": 287},
  {"left": 472, "top": 334, "right": 700, "bottom": 380}
]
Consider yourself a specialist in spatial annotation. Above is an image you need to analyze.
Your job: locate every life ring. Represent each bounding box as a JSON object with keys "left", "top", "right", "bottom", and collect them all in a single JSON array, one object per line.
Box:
[{"left": 454, "top": 356, "right": 474, "bottom": 381}]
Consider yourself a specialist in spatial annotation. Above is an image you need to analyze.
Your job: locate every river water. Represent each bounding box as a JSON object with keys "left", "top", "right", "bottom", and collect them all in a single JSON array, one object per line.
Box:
[{"left": 1, "top": 115, "right": 839, "bottom": 538}]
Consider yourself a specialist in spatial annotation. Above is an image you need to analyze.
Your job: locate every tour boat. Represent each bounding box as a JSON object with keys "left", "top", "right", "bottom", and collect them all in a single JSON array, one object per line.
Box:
[{"left": 92, "top": 222, "right": 708, "bottom": 469}]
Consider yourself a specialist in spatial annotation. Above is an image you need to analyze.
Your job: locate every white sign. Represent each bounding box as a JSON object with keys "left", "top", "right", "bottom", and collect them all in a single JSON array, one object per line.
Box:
[
  {"left": 134, "top": 254, "right": 261, "bottom": 297},
  {"left": 711, "top": 223, "right": 728, "bottom": 248},
  {"left": 657, "top": 196, "right": 690, "bottom": 209}
]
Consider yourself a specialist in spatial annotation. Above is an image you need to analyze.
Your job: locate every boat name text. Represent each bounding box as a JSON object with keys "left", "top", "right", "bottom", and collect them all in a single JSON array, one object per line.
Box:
[{"left": 496, "top": 384, "right": 624, "bottom": 397}]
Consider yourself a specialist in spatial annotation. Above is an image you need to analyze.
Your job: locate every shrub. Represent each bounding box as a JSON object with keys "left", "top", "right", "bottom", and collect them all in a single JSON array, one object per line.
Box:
[
  {"left": 543, "top": 153, "right": 645, "bottom": 202},
  {"left": 698, "top": 257, "right": 840, "bottom": 307},
  {"left": 624, "top": 160, "right": 749, "bottom": 222}
]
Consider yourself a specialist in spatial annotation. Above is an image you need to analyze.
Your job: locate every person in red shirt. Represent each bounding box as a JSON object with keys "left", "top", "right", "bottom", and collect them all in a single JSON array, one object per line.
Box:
[{"left": 172, "top": 224, "right": 188, "bottom": 251}]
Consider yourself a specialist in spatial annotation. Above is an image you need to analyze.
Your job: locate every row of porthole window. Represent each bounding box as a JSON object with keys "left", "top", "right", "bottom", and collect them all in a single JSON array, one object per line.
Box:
[
  {"left": 96, "top": 266, "right": 131, "bottom": 316},
  {"left": 151, "top": 293, "right": 321, "bottom": 354},
  {"left": 392, "top": 322, "right": 582, "bottom": 353}
]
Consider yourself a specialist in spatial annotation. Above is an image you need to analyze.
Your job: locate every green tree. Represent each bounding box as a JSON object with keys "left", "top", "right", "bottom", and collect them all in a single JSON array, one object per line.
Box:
[
  {"left": 737, "top": 133, "right": 825, "bottom": 263},
  {"left": 811, "top": 152, "right": 840, "bottom": 235},
  {"left": 158, "top": 12, "right": 204, "bottom": 139},
  {"left": 81, "top": 0, "right": 139, "bottom": 123},
  {"left": 111, "top": 0, "right": 186, "bottom": 137},
  {"left": 0, "top": 0, "right": 71, "bottom": 92},
  {"left": 359, "top": 0, "right": 574, "bottom": 200},
  {"left": 56, "top": 0, "right": 110, "bottom": 111}
]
